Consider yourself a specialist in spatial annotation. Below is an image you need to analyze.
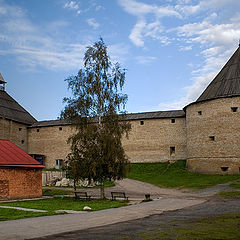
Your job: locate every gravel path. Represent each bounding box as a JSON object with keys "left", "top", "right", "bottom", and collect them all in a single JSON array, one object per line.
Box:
[{"left": 47, "top": 178, "right": 236, "bottom": 199}]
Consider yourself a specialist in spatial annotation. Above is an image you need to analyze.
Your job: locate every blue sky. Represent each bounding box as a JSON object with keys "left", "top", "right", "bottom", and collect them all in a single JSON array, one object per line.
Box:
[{"left": 0, "top": 0, "right": 240, "bottom": 120}]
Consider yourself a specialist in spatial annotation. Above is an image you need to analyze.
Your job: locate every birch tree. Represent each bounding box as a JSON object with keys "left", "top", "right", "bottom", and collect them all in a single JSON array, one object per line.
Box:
[{"left": 61, "top": 38, "right": 131, "bottom": 198}]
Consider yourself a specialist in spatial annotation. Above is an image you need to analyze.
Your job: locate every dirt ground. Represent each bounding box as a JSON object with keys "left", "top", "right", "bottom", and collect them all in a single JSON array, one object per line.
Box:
[{"left": 32, "top": 197, "right": 240, "bottom": 240}]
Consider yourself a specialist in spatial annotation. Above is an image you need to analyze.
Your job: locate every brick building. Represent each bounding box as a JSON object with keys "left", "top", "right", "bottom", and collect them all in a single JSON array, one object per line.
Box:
[
  {"left": 0, "top": 140, "right": 44, "bottom": 199},
  {"left": 0, "top": 46, "right": 240, "bottom": 174}
]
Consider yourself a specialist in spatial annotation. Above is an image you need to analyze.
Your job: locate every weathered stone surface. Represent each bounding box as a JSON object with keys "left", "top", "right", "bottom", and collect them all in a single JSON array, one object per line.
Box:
[
  {"left": 0, "top": 118, "right": 28, "bottom": 152},
  {"left": 186, "top": 97, "right": 240, "bottom": 174},
  {"left": 28, "top": 117, "right": 187, "bottom": 168}
]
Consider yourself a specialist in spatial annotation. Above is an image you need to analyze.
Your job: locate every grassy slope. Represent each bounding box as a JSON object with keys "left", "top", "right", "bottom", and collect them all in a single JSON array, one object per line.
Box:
[{"left": 127, "top": 160, "right": 240, "bottom": 189}]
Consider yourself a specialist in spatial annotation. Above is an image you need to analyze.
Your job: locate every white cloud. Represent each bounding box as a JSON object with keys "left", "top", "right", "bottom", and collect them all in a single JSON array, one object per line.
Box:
[
  {"left": 137, "top": 0, "right": 240, "bottom": 110},
  {"left": 95, "top": 5, "right": 105, "bottom": 11},
  {"left": 64, "top": 1, "right": 78, "bottom": 10},
  {"left": 0, "top": 1, "right": 129, "bottom": 72},
  {"left": 179, "top": 45, "right": 192, "bottom": 51},
  {"left": 118, "top": 0, "right": 180, "bottom": 47},
  {"left": 129, "top": 19, "right": 146, "bottom": 47},
  {"left": 108, "top": 43, "right": 130, "bottom": 64},
  {"left": 135, "top": 56, "right": 157, "bottom": 65},
  {"left": 63, "top": 1, "right": 81, "bottom": 14},
  {"left": 86, "top": 18, "right": 100, "bottom": 29},
  {"left": 0, "top": 1, "right": 87, "bottom": 71}
]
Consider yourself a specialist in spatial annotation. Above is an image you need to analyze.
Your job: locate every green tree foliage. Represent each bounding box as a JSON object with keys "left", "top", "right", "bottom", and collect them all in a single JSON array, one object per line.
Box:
[{"left": 61, "top": 38, "right": 131, "bottom": 198}]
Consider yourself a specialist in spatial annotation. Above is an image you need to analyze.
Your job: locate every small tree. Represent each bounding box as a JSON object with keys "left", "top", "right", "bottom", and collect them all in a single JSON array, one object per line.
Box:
[{"left": 61, "top": 38, "right": 131, "bottom": 198}]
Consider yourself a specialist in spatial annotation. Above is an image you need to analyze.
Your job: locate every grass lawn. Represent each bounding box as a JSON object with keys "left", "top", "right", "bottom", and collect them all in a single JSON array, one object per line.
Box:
[
  {"left": 42, "top": 188, "right": 73, "bottom": 196},
  {"left": 217, "top": 191, "right": 240, "bottom": 198},
  {"left": 0, "top": 197, "right": 127, "bottom": 212},
  {"left": 0, "top": 197, "right": 128, "bottom": 221},
  {"left": 229, "top": 179, "right": 240, "bottom": 189},
  {"left": 0, "top": 208, "right": 56, "bottom": 221},
  {"left": 117, "top": 213, "right": 240, "bottom": 240},
  {"left": 127, "top": 160, "right": 240, "bottom": 189}
]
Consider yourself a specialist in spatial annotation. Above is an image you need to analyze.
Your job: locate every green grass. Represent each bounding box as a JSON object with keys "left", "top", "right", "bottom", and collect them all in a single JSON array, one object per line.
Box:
[
  {"left": 229, "top": 179, "right": 240, "bottom": 189},
  {"left": 42, "top": 188, "right": 73, "bottom": 196},
  {"left": 127, "top": 160, "right": 240, "bottom": 189},
  {"left": 0, "top": 208, "right": 57, "bottom": 221},
  {"left": 0, "top": 197, "right": 127, "bottom": 212},
  {"left": 217, "top": 191, "right": 240, "bottom": 198},
  {"left": 117, "top": 213, "right": 240, "bottom": 240}
]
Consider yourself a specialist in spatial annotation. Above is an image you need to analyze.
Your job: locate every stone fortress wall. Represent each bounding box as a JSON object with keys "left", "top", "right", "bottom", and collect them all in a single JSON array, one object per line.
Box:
[
  {"left": 0, "top": 118, "right": 28, "bottom": 152},
  {"left": 27, "top": 116, "right": 187, "bottom": 168},
  {"left": 186, "top": 96, "right": 240, "bottom": 174},
  {"left": 122, "top": 117, "right": 187, "bottom": 163},
  {"left": 28, "top": 124, "right": 74, "bottom": 169}
]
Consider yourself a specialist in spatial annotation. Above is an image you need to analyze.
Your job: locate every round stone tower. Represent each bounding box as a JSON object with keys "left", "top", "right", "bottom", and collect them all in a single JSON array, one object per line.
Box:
[{"left": 185, "top": 46, "right": 240, "bottom": 174}]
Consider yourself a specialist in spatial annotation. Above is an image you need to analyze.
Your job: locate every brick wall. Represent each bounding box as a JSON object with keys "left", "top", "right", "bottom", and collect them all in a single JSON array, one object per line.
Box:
[
  {"left": 0, "top": 167, "right": 42, "bottom": 199},
  {"left": 186, "top": 97, "right": 240, "bottom": 174}
]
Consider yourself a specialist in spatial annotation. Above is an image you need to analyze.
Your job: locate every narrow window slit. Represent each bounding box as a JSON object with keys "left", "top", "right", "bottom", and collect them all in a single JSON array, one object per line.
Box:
[
  {"left": 170, "top": 146, "right": 175, "bottom": 156},
  {"left": 221, "top": 167, "right": 229, "bottom": 172},
  {"left": 209, "top": 136, "right": 215, "bottom": 141}
]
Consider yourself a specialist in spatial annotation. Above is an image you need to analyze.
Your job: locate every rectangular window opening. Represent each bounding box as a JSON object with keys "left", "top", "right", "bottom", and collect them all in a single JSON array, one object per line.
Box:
[
  {"left": 37, "top": 129, "right": 40, "bottom": 132},
  {"left": 30, "top": 154, "right": 45, "bottom": 165},
  {"left": 21, "top": 140, "right": 24, "bottom": 144},
  {"left": 59, "top": 127, "right": 62, "bottom": 131},
  {"left": 171, "top": 119, "right": 175, "bottom": 123},
  {"left": 140, "top": 120, "right": 144, "bottom": 125},
  {"left": 209, "top": 136, "right": 215, "bottom": 141},
  {"left": 198, "top": 111, "right": 202, "bottom": 115},
  {"left": 18, "top": 128, "right": 22, "bottom": 131},
  {"left": 55, "top": 159, "right": 64, "bottom": 169},
  {"left": 170, "top": 146, "right": 175, "bottom": 156},
  {"left": 221, "top": 167, "right": 229, "bottom": 172},
  {"left": 231, "top": 107, "right": 238, "bottom": 112}
]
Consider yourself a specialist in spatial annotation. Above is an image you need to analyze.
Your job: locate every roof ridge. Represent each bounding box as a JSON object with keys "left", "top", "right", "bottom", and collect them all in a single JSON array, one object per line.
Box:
[
  {"left": 0, "top": 91, "right": 37, "bottom": 125},
  {"left": 195, "top": 46, "right": 240, "bottom": 103}
]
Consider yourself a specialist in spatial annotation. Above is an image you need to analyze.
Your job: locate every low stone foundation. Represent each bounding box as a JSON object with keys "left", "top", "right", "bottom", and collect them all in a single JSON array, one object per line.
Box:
[{"left": 187, "top": 158, "right": 240, "bottom": 174}]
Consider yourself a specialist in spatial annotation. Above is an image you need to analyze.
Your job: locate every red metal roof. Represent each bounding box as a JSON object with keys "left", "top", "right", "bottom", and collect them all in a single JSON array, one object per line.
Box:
[{"left": 0, "top": 140, "right": 44, "bottom": 168}]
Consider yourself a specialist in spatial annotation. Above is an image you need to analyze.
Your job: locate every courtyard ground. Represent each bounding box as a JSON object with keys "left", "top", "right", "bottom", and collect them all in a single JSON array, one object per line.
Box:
[
  {"left": 1, "top": 177, "right": 240, "bottom": 239},
  {"left": 32, "top": 198, "right": 240, "bottom": 240}
]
